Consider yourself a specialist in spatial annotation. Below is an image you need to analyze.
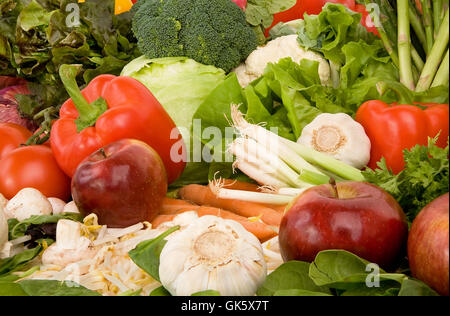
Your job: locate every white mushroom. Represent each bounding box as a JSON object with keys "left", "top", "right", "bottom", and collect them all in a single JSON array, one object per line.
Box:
[
  {"left": 48, "top": 198, "right": 67, "bottom": 215},
  {"left": 159, "top": 216, "right": 267, "bottom": 296},
  {"left": 297, "top": 113, "right": 371, "bottom": 169},
  {"left": 41, "top": 219, "right": 96, "bottom": 267},
  {"left": 5, "top": 188, "right": 53, "bottom": 221},
  {"left": 63, "top": 201, "right": 80, "bottom": 214}
]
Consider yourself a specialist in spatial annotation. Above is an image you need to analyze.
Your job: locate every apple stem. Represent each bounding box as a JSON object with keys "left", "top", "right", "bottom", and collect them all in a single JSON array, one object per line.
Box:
[
  {"left": 99, "top": 148, "right": 107, "bottom": 159},
  {"left": 59, "top": 64, "right": 109, "bottom": 133}
]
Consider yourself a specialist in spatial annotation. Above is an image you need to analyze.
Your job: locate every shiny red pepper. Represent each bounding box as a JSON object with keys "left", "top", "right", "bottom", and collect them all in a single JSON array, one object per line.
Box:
[
  {"left": 50, "top": 65, "right": 186, "bottom": 183},
  {"left": 356, "top": 101, "right": 449, "bottom": 174}
]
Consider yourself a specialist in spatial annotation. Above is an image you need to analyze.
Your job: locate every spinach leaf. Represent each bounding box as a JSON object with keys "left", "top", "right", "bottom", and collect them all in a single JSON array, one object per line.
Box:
[
  {"left": 128, "top": 226, "right": 180, "bottom": 282},
  {"left": 0, "top": 281, "right": 28, "bottom": 296},
  {"left": 257, "top": 261, "right": 331, "bottom": 296},
  {"left": 273, "top": 289, "right": 333, "bottom": 296},
  {"left": 398, "top": 279, "right": 439, "bottom": 296},
  {"left": 18, "top": 280, "right": 101, "bottom": 296},
  {"left": 339, "top": 281, "right": 401, "bottom": 296},
  {"left": 0, "top": 245, "right": 42, "bottom": 276},
  {"left": 10, "top": 213, "right": 83, "bottom": 240},
  {"left": 309, "top": 250, "right": 406, "bottom": 289},
  {"left": 150, "top": 286, "right": 172, "bottom": 296},
  {"left": 191, "top": 290, "right": 221, "bottom": 296}
]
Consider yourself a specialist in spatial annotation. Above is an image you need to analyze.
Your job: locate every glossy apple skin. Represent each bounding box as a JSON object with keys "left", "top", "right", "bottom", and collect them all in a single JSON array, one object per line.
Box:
[
  {"left": 408, "top": 193, "right": 449, "bottom": 296},
  {"left": 72, "top": 139, "right": 167, "bottom": 228},
  {"left": 279, "top": 182, "right": 408, "bottom": 269}
]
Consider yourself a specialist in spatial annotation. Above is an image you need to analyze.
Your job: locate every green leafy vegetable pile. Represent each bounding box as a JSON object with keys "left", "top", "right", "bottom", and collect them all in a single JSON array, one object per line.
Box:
[
  {"left": 131, "top": 0, "right": 258, "bottom": 73},
  {"left": 363, "top": 136, "right": 449, "bottom": 222},
  {"left": 0, "top": 213, "right": 83, "bottom": 279},
  {"left": 0, "top": 0, "right": 140, "bottom": 119},
  {"left": 245, "top": 0, "right": 296, "bottom": 44},
  {"left": 127, "top": 227, "right": 439, "bottom": 296},
  {"left": 258, "top": 250, "right": 438, "bottom": 296}
]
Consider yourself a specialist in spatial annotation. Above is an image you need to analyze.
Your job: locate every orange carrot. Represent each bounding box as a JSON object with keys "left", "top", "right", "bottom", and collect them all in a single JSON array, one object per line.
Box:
[
  {"left": 175, "top": 206, "right": 277, "bottom": 242},
  {"left": 220, "top": 179, "right": 261, "bottom": 192},
  {"left": 151, "top": 214, "right": 176, "bottom": 228},
  {"left": 258, "top": 203, "right": 288, "bottom": 213},
  {"left": 159, "top": 198, "right": 198, "bottom": 215},
  {"left": 179, "top": 184, "right": 282, "bottom": 226}
]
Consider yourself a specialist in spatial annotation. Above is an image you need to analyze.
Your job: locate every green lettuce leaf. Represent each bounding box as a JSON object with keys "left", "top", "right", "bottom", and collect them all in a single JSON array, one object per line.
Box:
[{"left": 121, "top": 55, "right": 227, "bottom": 187}]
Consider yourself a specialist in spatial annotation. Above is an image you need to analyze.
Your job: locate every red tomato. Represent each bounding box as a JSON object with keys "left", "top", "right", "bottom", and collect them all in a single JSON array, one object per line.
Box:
[
  {"left": 0, "top": 145, "right": 71, "bottom": 201},
  {"left": 0, "top": 123, "right": 32, "bottom": 159}
]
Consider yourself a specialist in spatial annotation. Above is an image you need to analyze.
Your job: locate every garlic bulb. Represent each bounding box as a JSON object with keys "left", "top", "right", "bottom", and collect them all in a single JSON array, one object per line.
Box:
[
  {"left": 297, "top": 113, "right": 371, "bottom": 169},
  {"left": 159, "top": 216, "right": 267, "bottom": 296}
]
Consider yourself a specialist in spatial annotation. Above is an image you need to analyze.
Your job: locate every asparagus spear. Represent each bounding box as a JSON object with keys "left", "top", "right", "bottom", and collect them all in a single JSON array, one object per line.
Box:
[
  {"left": 365, "top": 1, "right": 399, "bottom": 67},
  {"left": 411, "top": 46, "right": 425, "bottom": 72},
  {"left": 416, "top": 9, "right": 450, "bottom": 91},
  {"left": 409, "top": 2, "right": 428, "bottom": 54},
  {"left": 421, "top": 0, "right": 434, "bottom": 54},
  {"left": 433, "top": 0, "right": 443, "bottom": 39},
  {"left": 398, "top": 0, "right": 416, "bottom": 90},
  {"left": 431, "top": 49, "right": 449, "bottom": 88}
]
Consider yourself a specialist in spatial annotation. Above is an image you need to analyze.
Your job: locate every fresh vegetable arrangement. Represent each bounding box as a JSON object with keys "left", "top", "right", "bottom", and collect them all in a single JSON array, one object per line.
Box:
[{"left": 0, "top": 0, "right": 449, "bottom": 298}]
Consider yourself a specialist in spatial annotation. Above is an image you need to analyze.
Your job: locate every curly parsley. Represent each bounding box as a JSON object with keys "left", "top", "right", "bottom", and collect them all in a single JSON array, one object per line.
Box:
[{"left": 363, "top": 136, "right": 449, "bottom": 222}]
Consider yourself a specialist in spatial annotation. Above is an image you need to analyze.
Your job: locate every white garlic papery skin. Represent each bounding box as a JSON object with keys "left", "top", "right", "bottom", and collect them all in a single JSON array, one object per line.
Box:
[
  {"left": 159, "top": 216, "right": 267, "bottom": 296},
  {"left": 297, "top": 113, "right": 371, "bottom": 169}
]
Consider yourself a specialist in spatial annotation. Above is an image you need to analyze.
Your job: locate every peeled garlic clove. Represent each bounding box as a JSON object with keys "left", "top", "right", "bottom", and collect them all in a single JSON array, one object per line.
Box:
[
  {"left": 159, "top": 215, "right": 267, "bottom": 296},
  {"left": 5, "top": 188, "right": 53, "bottom": 221},
  {"left": 297, "top": 113, "right": 371, "bottom": 169}
]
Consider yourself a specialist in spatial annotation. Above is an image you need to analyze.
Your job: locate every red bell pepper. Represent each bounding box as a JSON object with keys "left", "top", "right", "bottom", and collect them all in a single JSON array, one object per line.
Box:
[
  {"left": 50, "top": 65, "right": 186, "bottom": 183},
  {"left": 356, "top": 101, "right": 449, "bottom": 174}
]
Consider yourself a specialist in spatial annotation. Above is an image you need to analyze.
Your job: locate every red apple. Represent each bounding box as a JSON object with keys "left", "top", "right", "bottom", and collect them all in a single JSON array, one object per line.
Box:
[
  {"left": 408, "top": 193, "right": 449, "bottom": 296},
  {"left": 72, "top": 139, "right": 167, "bottom": 228},
  {"left": 279, "top": 182, "right": 408, "bottom": 269}
]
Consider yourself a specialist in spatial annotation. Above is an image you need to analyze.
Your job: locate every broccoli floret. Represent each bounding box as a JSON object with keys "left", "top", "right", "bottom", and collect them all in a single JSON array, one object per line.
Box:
[{"left": 131, "top": 0, "right": 258, "bottom": 72}]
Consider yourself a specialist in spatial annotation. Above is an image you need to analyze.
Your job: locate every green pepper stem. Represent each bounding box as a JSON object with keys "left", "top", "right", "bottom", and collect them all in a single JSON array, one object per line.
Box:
[{"left": 59, "top": 64, "right": 108, "bottom": 132}]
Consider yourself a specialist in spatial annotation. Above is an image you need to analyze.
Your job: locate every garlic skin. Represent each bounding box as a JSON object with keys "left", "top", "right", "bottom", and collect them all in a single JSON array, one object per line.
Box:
[
  {"left": 159, "top": 216, "right": 267, "bottom": 296},
  {"left": 297, "top": 113, "right": 371, "bottom": 169}
]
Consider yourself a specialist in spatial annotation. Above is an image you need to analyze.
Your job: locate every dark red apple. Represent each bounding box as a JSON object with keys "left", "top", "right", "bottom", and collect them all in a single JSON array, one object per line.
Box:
[
  {"left": 72, "top": 139, "right": 168, "bottom": 228},
  {"left": 408, "top": 193, "right": 449, "bottom": 296},
  {"left": 279, "top": 182, "right": 408, "bottom": 269}
]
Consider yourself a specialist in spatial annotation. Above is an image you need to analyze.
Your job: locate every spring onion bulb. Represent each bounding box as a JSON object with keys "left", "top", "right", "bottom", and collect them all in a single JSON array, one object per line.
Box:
[{"left": 229, "top": 105, "right": 366, "bottom": 185}]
